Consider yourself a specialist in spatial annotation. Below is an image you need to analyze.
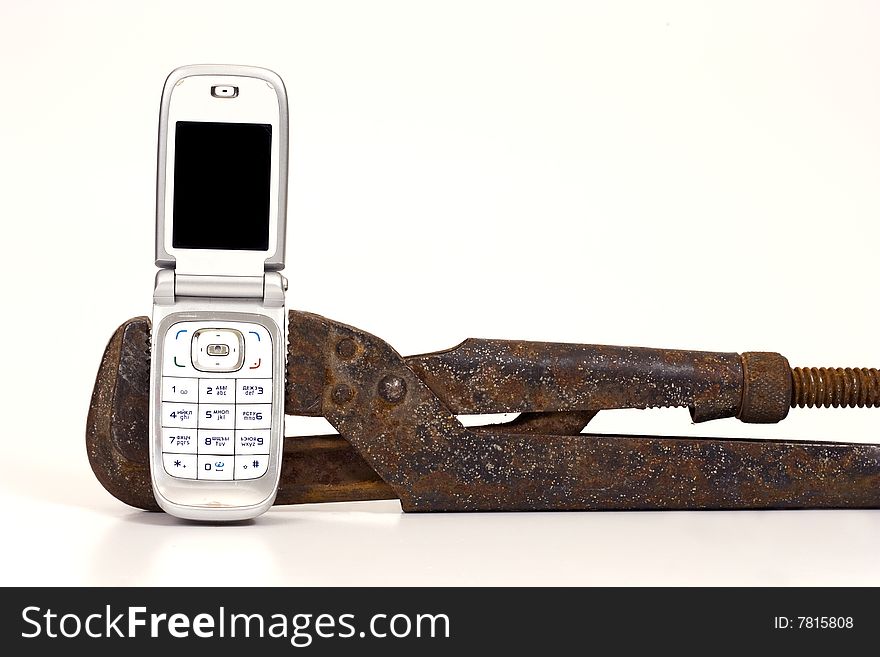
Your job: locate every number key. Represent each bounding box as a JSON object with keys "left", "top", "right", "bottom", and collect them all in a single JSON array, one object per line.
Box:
[
  {"left": 236, "top": 379, "right": 272, "bottom": 403},
  {"left": 162, "top": 402, "right": 197, "bottom": 428},
  {"left": 199, "top": 378, "right": 235, "bottom": 402},
  {"left": 198, "top": 403, "right": 235, "bottom": 429},
  {"left": 198, "top": 455, "right": 233, "bottom": 481},
  {"left": 162, "top": 377, "right": 198, "bottom": 402},
  {"left": 235, "top": 429, "right": 270, "bottom": 455},
  {"left": 163, "top": 428, "right": 197, "bottom": 454},
  {"left": 198, "top": 429, "right": 234, "bottom": 455},
  {"left": 236, "top": 404, "right": 272, "bottom": 429}
]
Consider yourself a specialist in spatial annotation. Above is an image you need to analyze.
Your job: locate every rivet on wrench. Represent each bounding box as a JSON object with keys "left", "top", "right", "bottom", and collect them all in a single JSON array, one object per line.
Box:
[{"left": 378, "top": 375, "right": 407, "bottom": 404}]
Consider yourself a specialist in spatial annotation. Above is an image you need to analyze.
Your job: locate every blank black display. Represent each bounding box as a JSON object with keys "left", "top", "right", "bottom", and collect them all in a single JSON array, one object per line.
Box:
[{"left": 172, "top": 121, "right": 272, "bottom": 250}]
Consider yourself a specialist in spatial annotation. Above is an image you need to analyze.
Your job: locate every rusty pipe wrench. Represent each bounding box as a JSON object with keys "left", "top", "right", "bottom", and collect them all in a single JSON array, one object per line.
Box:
[{"left": 87, "top": 311, "right": 880, "bottom": 512}]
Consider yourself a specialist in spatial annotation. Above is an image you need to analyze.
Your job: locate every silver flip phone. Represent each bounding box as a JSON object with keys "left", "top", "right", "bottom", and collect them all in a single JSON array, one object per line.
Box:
[{"left": 149, "top": 65, "right": 288, "bottom": 521}]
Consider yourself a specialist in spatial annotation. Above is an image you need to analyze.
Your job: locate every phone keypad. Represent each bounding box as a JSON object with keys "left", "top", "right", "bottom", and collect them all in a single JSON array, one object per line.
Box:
[{"left": 160, "top": 321, "right": 273, "bottom": 481}]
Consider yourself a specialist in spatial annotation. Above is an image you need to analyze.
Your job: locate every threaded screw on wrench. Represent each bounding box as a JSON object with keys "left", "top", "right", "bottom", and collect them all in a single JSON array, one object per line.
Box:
[{"left": 791, "top": 367, "right": 880, "bottom": 408}]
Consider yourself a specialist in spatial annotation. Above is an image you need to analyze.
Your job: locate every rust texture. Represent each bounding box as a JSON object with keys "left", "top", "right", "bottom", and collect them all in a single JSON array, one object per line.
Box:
[
  {"left": 403, "top": 339, "right": 746, "bottom": 422},
  {"left": 738, "top": 352, "right": 791, "bottom": 423},
  {"left": 288, "top": 311, "right": 880, "bottom": 511},
  {"left": 792, "top": 366, "right": 880, "bottom": 408},
  {"left": 89, "top": 312, "right": 880, "bottom": 512}
]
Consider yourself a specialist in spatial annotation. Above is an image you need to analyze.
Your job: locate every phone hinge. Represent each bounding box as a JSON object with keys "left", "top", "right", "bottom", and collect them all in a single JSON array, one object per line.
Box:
[
  {"left": 176, "top": 273, "right": 263, "bottom": 298},
  {"left": 154, "top": 271, "right": 287, "bottom": 307}
]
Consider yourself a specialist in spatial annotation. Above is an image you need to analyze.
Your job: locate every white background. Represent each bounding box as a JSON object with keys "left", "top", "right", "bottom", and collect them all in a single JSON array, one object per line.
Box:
[{"left": 2, "top": 0, "right": 879, "bottom": 585}]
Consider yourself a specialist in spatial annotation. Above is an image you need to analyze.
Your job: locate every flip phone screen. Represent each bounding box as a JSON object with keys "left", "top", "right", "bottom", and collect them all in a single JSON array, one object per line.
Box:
[{"left": 172, "top": 121, "right": 272, "bottom": 251}]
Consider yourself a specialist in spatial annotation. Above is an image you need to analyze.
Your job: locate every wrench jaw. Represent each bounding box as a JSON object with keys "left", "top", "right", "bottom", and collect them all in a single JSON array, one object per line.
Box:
[
  {"left": 86, "top": 317, "right": 396, "bottom": 512},
  {"left": 86, "top": 318, "right": 159, "bottom": 511}
]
